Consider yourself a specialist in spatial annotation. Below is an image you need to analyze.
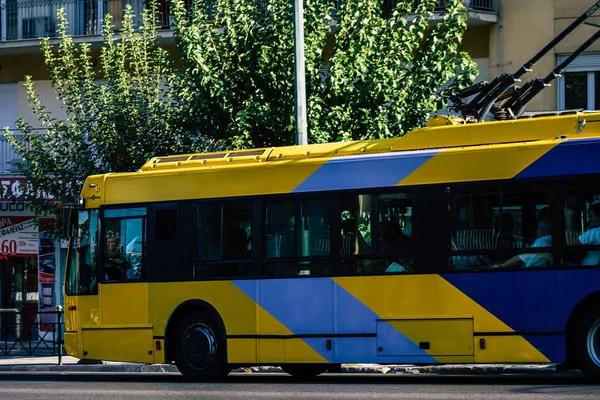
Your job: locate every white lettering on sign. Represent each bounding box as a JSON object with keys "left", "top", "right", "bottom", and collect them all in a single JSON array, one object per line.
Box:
[{"left": 0, "top": 177, "right": 57, "bottom": 201}]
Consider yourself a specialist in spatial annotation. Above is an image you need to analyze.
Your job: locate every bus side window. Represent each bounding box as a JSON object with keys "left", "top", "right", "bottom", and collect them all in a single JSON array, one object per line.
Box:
[
  {"left": 450, "top": 187, "right": 553, "bottom": 270},
  {"left": 103, "top": 208, "right": 146, "bottom": 281},
  {"left": 263, "top": 198, "right": 331, "bottom": 276},
  {"left": 264, "top": 200, "right": 297, "bottom": 259},
  {"left": 196, "top": 202, "right": 252, "bottom": 277},
  {"left": 564, "top": 187, "right": 600, "bottom": 267},
  {"left": 340, "top": 193, "right": 412, "bottom": 274}
]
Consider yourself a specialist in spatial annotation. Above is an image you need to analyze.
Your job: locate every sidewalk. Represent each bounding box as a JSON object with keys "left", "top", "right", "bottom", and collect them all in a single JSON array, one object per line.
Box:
[
  {"left": 0, "top": 356, "right": 179, "bottom": 373},
  {"left": 0, "top": 356, "right": 573, "bottom": 375}
]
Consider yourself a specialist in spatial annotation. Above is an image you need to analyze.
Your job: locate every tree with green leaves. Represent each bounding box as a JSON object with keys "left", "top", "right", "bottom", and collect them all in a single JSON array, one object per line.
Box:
[
  {"left": 311, "top": 0, "right": 478, "bottom": 142},
  {"left": 6, "top": 0, "right": 475, "bottom": 227},
  {"left": 171, "top": 0, "right": 331, "bottom": 149},
  {"left": 4, "top": 4, "right": 216, "bottom": 221},
  {"left": 172, "top": 0, "right": 477, "bottom": 147}
]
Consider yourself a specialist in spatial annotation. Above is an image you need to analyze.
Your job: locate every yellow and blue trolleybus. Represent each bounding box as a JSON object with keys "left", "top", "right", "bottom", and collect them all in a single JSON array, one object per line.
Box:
[{"left": 64, "top": 110, "right": 600, "bottom": 380}]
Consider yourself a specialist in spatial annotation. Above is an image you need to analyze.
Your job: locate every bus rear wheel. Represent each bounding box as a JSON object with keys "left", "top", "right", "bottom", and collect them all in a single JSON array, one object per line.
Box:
[
  {"left": 574, "top": 307, "right": 600, "bottom": 380},
  {"left": 281, "top": 364, "right": 327, "bottom": 379},
  {"left": 172, "top": 311, "right": 229, "bottom": 381}
]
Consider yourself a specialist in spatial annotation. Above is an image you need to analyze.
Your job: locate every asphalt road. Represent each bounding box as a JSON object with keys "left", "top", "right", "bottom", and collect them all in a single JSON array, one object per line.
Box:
[{"left": 0, "top": 372, "right": 599, "bottom": 400}]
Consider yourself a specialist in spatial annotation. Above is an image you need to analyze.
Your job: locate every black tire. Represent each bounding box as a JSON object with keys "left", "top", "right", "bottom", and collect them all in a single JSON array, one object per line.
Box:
[
  {"left": 574, "top": 307, "right": 600, "bottom": 380},
  {"left": 172, "top": 311, "right": 229, "bottom": 381},
  {"left": 281, "top": 364, "right": 328, "bottom": 379}
]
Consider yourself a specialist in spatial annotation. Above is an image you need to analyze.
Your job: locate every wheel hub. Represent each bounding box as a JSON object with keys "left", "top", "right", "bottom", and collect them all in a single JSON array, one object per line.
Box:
[
  {"left": 181, "top": 323, "right": 217, "bottom": 369},
  {"left": 587, "top": 318, "right": 600, "bottom": 367}
]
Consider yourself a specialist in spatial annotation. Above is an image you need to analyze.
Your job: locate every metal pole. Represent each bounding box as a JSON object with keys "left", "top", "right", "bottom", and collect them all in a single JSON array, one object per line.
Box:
[
  {"left": 293, "top": 0, "right": 308, "bottom": 145},
  {"left": 56, "top": 305, "right": 63, "bottom": 366}
]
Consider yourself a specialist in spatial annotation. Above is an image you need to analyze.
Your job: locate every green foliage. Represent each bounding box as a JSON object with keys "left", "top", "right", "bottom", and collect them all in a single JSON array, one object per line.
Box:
[
  {"left": 6, "top": 0, "right": 476, "bottom": 228},
  {"left": 173, "top": 0, "right": 476, "bottom": 146},
  {"left": 171, "top": 0, "right": 332, "bottom": 148},
  {"left": 4, "top": 4, "right": 217, "bottom": 222},
  {"left": 310, "top": 0, "right": 478, "bottom": 142}
]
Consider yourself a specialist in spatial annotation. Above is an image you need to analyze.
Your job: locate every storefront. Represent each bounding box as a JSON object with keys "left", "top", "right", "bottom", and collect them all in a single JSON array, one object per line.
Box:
[{"left": 0, "top": 177, "right": 62, "bottom": 341}]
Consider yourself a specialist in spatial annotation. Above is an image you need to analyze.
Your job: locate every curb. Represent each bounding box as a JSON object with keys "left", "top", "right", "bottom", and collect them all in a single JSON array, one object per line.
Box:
[
  {"left": 238, "top": 364, "right": 565, "bottom": 375},
  {"left": 0, "top": 364, "right": 180, "bottom": 373},
  {"left": 0, "top": 362, "right": 577, "bottom": 375}
]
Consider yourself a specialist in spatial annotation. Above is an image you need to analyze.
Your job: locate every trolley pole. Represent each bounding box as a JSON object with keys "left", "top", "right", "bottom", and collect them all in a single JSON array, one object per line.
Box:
[{"left": 293, "top": 0, "right": 308, "bottom": 145}]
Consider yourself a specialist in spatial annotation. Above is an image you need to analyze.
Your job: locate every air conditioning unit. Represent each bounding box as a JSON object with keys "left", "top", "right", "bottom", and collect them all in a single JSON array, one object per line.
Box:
[{"left": 22, "top": 17, "right": 55, "bottom": 39}]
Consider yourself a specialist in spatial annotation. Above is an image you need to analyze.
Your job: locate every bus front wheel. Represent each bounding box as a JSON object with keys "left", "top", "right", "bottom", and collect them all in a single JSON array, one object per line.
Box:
[
  {"left": 281, "top": 364, "right": 327, "bottom": 379},
  {"left": 172, "top": 311, "right": 229, "bottom": 381},
  {"left": 574, "top": 307, "right": 600, "bottom": 380}
]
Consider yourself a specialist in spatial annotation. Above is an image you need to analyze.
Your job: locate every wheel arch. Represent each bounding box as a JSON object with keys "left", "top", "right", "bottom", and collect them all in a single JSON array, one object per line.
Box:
[
  {"left": 565, "top": 290, "right": 600, "bottom": 368},
  {"left": 163, "top": 299, "right": 227, "bottom": 364}
]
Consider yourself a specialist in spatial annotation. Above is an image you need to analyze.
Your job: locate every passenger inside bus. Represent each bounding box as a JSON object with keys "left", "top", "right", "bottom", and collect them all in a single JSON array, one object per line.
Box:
[
  {"left": 451, "top": 214, "right": 518, "bottom": 269},
  {"left": 493, "top": 208, "right": 552, "bottom": 269},
  {"left": 341, "top": 211, "right": 356, "bottom": 255},
  {"left": 564, "top": 204, "right": 584, "bottom": 266},
  {"left": 222, "top": 213, "right": 250, "bottom": 260},
  {"left": 576, "top": 202, "right": 600, "bottom": 265},
  {"left": 104, "top": 227, "right": 127, "bottom": 280},
  {"left": 379, "top": 220, "right": 412, "bottom": 272},
  {"left": 379, "top": 220, "right": 410, "bottom": 253}
]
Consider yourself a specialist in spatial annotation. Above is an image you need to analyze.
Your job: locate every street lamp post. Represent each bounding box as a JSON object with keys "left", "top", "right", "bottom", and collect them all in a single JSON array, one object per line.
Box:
[{"left": 293, "top": 0, "right": 308, "bottom": 145}]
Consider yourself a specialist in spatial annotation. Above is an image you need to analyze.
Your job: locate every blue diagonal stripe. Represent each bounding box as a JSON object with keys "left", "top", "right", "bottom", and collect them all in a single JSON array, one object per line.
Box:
[
  {"left": 293, "top": 150, "right": 440, "bottom": 193},
  {"left": 232, "top": 278, "right": 437, "bottom": 363},
  {"left": 516, "top": 138, "right": 600, "bottom": 179}
]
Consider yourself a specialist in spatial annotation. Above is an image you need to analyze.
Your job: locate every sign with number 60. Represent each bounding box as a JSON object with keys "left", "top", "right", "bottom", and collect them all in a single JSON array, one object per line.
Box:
[
  {"left": 0, "top": 217, "right": 39, "bottom": 256},
  {"left": 0, "top": 240, "right": 17, "bottom": 255}
]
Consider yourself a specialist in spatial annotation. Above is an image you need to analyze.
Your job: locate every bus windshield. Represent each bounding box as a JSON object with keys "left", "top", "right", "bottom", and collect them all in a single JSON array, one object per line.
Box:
[{"left": 65, "top": 209, "right": 99, "bottom": 296}]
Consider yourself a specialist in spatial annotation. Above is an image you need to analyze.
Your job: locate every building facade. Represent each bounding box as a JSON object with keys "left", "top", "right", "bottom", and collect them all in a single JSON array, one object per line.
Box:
[{"left": 0, "top": 0, "right": 596, "bottom": 322}]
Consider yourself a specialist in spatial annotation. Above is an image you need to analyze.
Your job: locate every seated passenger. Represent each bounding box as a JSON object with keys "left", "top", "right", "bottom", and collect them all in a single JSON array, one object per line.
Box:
[
  {"left": 564, "top": 205, "right": 584, "bottom": 266},
  {"left": 104, "top": 228, "right": 127, "bottom": 280},
  {"left": 576, "top": 203, "right": 600, "bottom": 266},
  {"left": 379, "top": 220, "right": 412, "bottom": 272},
  {"left": 223, "top": 215, "right": 250, "bottom": 260},
  {"left": 341, "top": 214, "right": 357, "bottom": 255},
  {"left": 564, "top": 204, "right": 580, "bottom": 234},
  {"left": 493, "top": 212, "right": 552, "bottom": 269},
  {"left": 379, "top": 220, "right": 410, "bottom": 253}
]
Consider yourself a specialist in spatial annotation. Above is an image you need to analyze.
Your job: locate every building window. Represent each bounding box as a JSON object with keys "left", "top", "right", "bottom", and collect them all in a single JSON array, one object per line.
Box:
[
  {"left": 564, "top": 72, "right": 588, "bottom": 109},
  {"left": 557, "top": 53, "right": 600, "bottom": 111}
]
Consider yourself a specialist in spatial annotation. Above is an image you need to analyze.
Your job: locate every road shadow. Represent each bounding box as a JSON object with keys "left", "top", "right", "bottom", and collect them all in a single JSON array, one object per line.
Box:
[{"left": 0, "top": 371, "right": 598, "bottom": 387}]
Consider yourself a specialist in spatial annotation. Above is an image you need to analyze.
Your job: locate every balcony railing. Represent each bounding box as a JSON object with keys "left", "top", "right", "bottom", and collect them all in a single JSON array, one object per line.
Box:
[
  {"left": 0, "top": 0, "right": 495, "bottom": 42},
  {"left": 0, "top": 0, "right": 148, "bottom": 41},
  {"left": 412, "top": 0, "right": 495, "bottom": 12},
  {"left": 0, "top": 130, "right": 38, "bottom": 173}
]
